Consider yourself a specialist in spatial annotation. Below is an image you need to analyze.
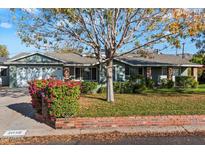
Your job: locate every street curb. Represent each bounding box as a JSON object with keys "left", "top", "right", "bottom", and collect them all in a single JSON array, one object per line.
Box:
[
  {"left": 1, "top": 125, "right": 205, "bottom": 139},
  {"left": 1, "top": 126, "right": 205, "bottom": 145}
]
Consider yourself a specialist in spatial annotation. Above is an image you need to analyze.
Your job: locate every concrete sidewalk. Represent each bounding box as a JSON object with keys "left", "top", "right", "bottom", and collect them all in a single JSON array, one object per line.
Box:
[{"left": 1, "top": 124, "right": 205, "bottom": 138}]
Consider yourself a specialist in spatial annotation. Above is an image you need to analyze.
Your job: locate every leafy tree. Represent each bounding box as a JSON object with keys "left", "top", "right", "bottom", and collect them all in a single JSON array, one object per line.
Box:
[
  {"left": 191, "top": 51, "right": 205, "bottom": 83},
  {"left": 191, "top": 52, "right": 205, "bottom": 65},
  {"left": 0, "top": 44, "right": 9, "bottom": 57},
  {"left": 13, "top": 8, "right": 205, "bottom": 102},
  {"left": 192, "top": 31, "right": 205, "bottom": 53}
]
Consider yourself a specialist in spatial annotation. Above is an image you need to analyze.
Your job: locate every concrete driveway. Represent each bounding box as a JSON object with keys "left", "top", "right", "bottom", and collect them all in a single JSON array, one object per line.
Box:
[{"left": 0, "top": 87, "right": 52, "bottom": 137}]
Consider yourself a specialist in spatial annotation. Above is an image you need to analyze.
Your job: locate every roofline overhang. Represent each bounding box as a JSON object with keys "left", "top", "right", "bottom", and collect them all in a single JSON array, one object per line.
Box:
[
  {"left": 180, "top": 64, "right": 203, "bottom": 68},
  {"left": 114, "top": 58, "right": 203, "bottom": 67},
  {"left": 0, "top": 66, "right": 8, "bottom": 69},
  {"left": 64, "top": 63, "right": 98, "bottom": 67},
  {"left": 8, "top": 52, "right": 66, "bottom": 63},
  {"left": 4, "top": 62, "right": 64, "bottom": 65}
]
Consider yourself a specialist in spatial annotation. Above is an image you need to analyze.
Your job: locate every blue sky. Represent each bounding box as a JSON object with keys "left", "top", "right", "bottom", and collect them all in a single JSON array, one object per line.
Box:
[
  {"left": 0, "top": 8, "right": 200, "bottom": 57},
  {"left": 0, "top": 9, "right": 37, "bottom": 57}
]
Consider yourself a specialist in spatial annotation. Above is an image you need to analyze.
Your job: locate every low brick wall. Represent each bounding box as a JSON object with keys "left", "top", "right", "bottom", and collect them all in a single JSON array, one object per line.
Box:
[{"left": 35, "top": 114, "right": 205, "bottom": 129}]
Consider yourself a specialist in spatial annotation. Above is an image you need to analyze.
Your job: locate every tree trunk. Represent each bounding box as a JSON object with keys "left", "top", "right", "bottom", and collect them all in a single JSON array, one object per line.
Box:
[{"left": 106, "top": 60, "right": 114, "bottom": 102}]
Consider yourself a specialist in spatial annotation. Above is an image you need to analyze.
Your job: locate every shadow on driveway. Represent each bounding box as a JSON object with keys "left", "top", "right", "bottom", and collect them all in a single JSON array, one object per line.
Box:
[
  {"left": 0, "top": 88, "right": 29, "bottom": 98},
  {"left": 7, "top": 103, "right": 36, "bottom": 120}
]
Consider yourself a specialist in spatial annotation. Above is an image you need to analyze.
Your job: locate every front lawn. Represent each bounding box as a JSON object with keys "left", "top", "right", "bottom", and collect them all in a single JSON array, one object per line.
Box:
[
  {"left": 145, "top": 84, "right": 205, "bottom": 94},
  {"left": 78, "top": 92, "right": 205, "bottom": 117}
]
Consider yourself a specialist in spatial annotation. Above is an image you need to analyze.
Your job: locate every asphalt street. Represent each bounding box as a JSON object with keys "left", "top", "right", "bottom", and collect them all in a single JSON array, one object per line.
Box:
[{"left": 46, "top": 135, "right": 205, "bottom": 145}]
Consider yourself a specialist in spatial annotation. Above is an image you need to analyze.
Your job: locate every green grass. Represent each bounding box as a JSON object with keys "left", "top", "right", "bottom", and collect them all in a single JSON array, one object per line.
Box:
[
  {"left": 78, "top": 93, "right": 205, "bottom": 117},
  {"left": 145, "top": 84, "right": 205, "bottom": 94},
  {"left": 77, "top": 84, "right": 205, "bottom": 117}
]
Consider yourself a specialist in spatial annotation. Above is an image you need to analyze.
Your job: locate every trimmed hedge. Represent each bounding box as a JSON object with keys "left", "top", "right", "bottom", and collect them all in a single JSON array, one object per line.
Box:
[
  {"left": 175, "top": 76, "right": 198, "bottom": 88},
  {"left": 28, "top": 79, "right": 81, "bottom": 118},
  {"left": 160, "top": 79, "right": 174, "bottom": 88},
  {"left": 44, "top": 80, "right": 81, "bottom": 118},
  {"left": 81, "top": 81, "right": 98, "bottom": 94},
  {"left": 28, "top": 80, "right": 48, "bottom": 114},
  {"left": 113, "top": 75, "right": 147, "bottom": 94},
  {"left": 146, "top": 78, "right": 155, "bottom": 89},
  {"left": 167, "top": 80, "right": 175, "bottom": 88}
]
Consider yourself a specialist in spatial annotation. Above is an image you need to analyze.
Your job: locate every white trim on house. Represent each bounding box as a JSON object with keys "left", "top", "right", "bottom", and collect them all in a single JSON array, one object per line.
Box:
[
  {"left": 113, "top": 58, "right": 203, "bottom": 68},
  {"left": 4, "top": 62, "right": 64, "bottom": 65},
  {"left": 8, "top": 52, "right": 66, "bottom": 63},
  {"left": 180, "top": 64, "right": 203, "bottom": 67},
  {"left": 0, "top": 66, "right": 7, "bottom": 69},
  {"left": 64, "top": 63, "right": 95, "bottom": 66}
]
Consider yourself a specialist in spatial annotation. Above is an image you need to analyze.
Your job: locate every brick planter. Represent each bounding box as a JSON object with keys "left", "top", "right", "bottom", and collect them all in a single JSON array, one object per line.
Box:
[{"left": 34, "top": 114, "right": 205, "bottom": 129}]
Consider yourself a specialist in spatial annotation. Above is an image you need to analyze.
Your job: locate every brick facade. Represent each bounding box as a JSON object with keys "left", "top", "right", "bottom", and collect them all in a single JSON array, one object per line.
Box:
[
  {"left": 191, "top": 67, "right": 198, "bottom": 81},
  {"left": 167, "top": 67, "right": 173, "bottom": 80},
  {"left": 63, "top": 67, "right": 70, "bottom": 80},
  {"left": 35, "top": 114, "right": 205, "bottom": 129},
  {"left": 146, "top": 67, "right": 152, "bottom": 79}
]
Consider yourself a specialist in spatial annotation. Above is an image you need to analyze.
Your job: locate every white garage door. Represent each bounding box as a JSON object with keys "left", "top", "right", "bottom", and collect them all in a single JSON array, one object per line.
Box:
[{"left": 16, "top": 66, "right": 63, "bottom": 87}]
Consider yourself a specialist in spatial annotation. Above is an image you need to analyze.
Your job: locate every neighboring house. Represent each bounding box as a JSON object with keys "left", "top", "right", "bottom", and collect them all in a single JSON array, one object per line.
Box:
[
  {"left": 2, "top": 50, "right": 203, "bottom": 88},
  {"left": 0, "top": 57, "right": 9, "bottom": 86}
]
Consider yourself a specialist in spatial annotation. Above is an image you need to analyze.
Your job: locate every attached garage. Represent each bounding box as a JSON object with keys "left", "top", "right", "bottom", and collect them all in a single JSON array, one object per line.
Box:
[
  {"left": 15, "top": 66, "right": 63, "bottom": 87},
  {"left": 4, "top": 52, "right": 99, "bottom": 88},
  {"left": 7, "top": 53, "right": 64, "bottom": 88}
]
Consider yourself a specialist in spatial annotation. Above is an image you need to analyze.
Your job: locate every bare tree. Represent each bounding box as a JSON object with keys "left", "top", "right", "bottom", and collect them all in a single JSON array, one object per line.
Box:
[{"left": 13, "top": 8, "right": 205, "bottom": 102}]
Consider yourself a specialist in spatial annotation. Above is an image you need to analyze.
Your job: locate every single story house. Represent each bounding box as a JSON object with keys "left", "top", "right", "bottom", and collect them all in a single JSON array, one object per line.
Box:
[{"left": 2, "top": 50, "right": 203, "bottom": 88}]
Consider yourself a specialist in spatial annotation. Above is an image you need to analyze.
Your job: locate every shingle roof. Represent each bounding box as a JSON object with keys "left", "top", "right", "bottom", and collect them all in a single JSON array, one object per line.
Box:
[
  {"left": 7, "top": 50, "right": 202, "bottom": 67},
  {"left": 8, "top": 51, "right": 98, "bottom": 65},
  {"left": 116, "top": 50, "right": 199, "bottom": 66},
  {"left": 9, "top": 52, "right": 30, "bottom": 61},
  {"left": 45, "top": 52, "right": 97, "bottom": 64}
]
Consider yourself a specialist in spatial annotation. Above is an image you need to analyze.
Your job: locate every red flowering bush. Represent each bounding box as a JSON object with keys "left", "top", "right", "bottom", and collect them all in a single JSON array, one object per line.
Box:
[
  {"left": 44, "top": 80, "right": 81, "bottom": 118},
  {"left": 28, "top": 80, "right": 48, "bottom": 113},
  {"left": 28, "top": 79, "right": 81, "bottom": 118}
]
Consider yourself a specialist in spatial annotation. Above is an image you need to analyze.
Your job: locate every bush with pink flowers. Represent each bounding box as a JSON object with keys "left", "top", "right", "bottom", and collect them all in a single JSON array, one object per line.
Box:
[
  {"left": 28, "top": 79, "right": 81, "bottom": 118},
  {"left": 28, "top": 80, "right": 48, "bottom": 114}
]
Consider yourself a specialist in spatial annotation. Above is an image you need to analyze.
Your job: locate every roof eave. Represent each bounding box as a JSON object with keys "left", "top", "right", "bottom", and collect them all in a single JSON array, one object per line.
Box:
[
  {"left": 4, "top": 62, "right": 64, "bottom": 65},
  {"left": 8, "top": 52, "right": 65, "bottom": 63},
  {"left": 64, "top": 63, "right": 98, "bottom": 67},
  {"left": 114, "top": 58, "right": 203, "bottom": 67},
  {"left": 180, "top": 64, "right": 203, "bottom": 68}
]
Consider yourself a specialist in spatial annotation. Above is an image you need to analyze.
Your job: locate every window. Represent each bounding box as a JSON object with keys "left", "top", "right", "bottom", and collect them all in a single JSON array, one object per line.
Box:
[
  {"left": 75, "top": 68, "right": 81, "bottom": 80},
  {"left": 91, "top": 68, "right": 97, "bottom": 81},
  {"left": 173, "top": 68, "right": 180, "bottom": 76},
  {"left": 69, "top": 67, "right": 75, "bottom": 79},
  {"left": 75, "top": 67, "right": 97, "bottom": 81},
  {"left": 138, "top": 67, "right": 143, "bottom": 75},
  {"left": 162, "top": 67, "right": 167, "bottom": 75},
  {"left": 83, "top": 68, "right": 91, "bottom": 81},
  {"left": 130, "top": 68, "right": 137, "bottom": 76},
  {"left": 125, "top": 66, "right": 130, "bottom": 79},
  {"left": 0, "top": 68, "right": 7, "bottom": 76},
  {"left": 125, "top": 66, "right": 130, "bottom": 76}
]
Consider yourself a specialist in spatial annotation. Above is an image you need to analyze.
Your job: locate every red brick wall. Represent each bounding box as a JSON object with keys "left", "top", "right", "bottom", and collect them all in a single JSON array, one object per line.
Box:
[
  {"left": 35, "top": 114, "right": 205, "bottom": 129},
  {"left": 146, "top": 67, "right": 152, "bottom": 79},
  {"left": 167, "top": 67, "right": 173, "bottom": 80}
]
